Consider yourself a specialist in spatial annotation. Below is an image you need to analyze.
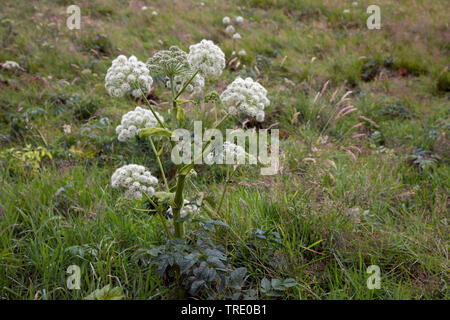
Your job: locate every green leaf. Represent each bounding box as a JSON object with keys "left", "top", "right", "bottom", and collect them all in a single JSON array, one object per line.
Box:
[
  {"left": 190, "top": 279, "right": 205, "bottom": 295},
  {"left": 84, "top": 284, "right": 123, "bottom": 300},
  {"left": 282, "top": 278, "right": 297, "bottom": 288},
  {"left": 179, "top": 163, "right": 194, "bottom": 175},
  {"left": 153, "top": 191, "right": 174, "bottom": 202},
  {"left": 260, "top": 277, "right": 271, "bottom": 293},
  {"left": 176, "top": 105, "right": 185, "bottom": 125},
  {"left": 139, "top": 127, "right": 173, "bottom": 138},
  {"left": 208, "top": 220, "right": 230, "bottom": 228},
  {"left": 175, "top": 214, "right": 191, "bottom": 223},
  {"left": 271, "top": 278, "right": 284, "bottom": 291},
  {"left": 176, "top": 99, "right": 194, "bottom": 105},
  {"left": 230, "top": 267, "right": 247, "bottom": 287}
]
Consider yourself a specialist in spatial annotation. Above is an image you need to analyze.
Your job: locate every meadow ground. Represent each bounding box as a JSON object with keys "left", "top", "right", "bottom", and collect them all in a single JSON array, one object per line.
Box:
[{"left": 0, "top": 0, "right": 448, "bottom": 299}]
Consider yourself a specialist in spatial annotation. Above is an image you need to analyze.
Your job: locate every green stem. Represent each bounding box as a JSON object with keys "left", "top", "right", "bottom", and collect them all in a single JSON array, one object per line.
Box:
[
  {"left": 217, "top": 167, "right": 236, "bottom": 214},
  {"left": 141, "top": 91, "right": 166, "bottom": 129},
  {"left": 169, "top": 76, "right": 176, "bottom": 101},
  {"left": 172, "top": 174, "right": 186, "bottom": 238},
  {"left": 213, "top": 101, "right": 218, "bottom": 122},
  {"left": 184, "top": 112, "right": 231, "bottom": 166},
  {"left": 157, "top": 209, "right": 174, "bottom": 240},
  {"left": 175, "top": 70, "right": 199, "bottom": 99},
  {"left": 149, "top": 137, "right": 169, "bottom": 192},
  {"left": 144, "top": 193, "right": 173, "bottom": 240}
]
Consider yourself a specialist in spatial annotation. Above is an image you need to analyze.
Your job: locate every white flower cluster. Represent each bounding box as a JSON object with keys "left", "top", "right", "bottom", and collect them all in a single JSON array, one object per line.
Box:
[
  {"left": 1, "top": 60, "right": 21, "bottom": 70},
  {"left": 206, "top": 141, "right": 247, "bottom": 164},
  {"left": 115, "top": 106, "right": 164, "bottom": 142},
  {"left": 223, "top": 16, "right": 244, "bottom": 25},
  {"left": 222, "top": 16, "right": 244, "bottom": 40},
  {"left": 166, "top": 73, "right": 205, "bottom": 95},
  {"left": 111, "top": 164, "right": 158, "bottom": 200},
  {"left": 167, "top": 199, "right": 199, "bottom": 217},
  {"left": 225, "top": 25, "right": 235, "bottom": 34},
  {"left": 146, "top": 46, "right": 190, "bottom": 78},
  {"left": 105, "top": 55, "right": 153, "bottom": 98},
  {"left": 220, "top": 77, "right": 270, "bottom": 122},
  {"left": 187, "top": 40, "right": 225, "bottom": 77}
]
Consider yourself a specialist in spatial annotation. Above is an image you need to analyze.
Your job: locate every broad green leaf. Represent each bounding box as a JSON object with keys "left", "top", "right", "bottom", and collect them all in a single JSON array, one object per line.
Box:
[
  {"left": 282, "top": 278, "right": 297, "bottom": 288},
  {"left": 84, "top": 284, "right": 123, "bottom": 300},
  {"left": 176, "top": 105, "right": 185, "bottom": 125},
  {"left": 153, "top": 191, "right": 174, "bottom": 202},
  {"left": 271, "top": 278, "right": 284, "bottom": 291},
  {"left": 260, "top": 277, "right": 271, "bottom": 293},
  {"left": 138, "top": 127, "right": 173, "bottom": 138}
]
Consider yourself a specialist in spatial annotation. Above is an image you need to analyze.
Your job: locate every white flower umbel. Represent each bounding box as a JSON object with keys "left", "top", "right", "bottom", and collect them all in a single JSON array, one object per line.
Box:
[
  {"left": 1, "top": 60, "right": 21, "bottom": 70},
  {"left": 238, "top": 49, "right": 247, "bottom": 56},
  {"left": 115, "top": 106, "right": 164, "bottom": 142},
  {"left": 232, "top": 33, "right": 242, "bottom": 40},
  {"left": 220, "top": 77, "right": 270, "bottom": 122},
  {"left": 167, "top": 73, "right": 205, "bottom": 95},
  {"left": 111, "top": 164, "right": 158, "bottom": 200},
  {"left": 105, "top": 55, "right": 153, "bottom": 98},
  {"left": 225, "top": 25, "right": 235, "bottom": 34},
  {"left": 235, "top": 16, "right": 244, "bottom": 24},
  {"left": 206, "top": 141, "right": 248, "bottom": 164},
  {"left": 187, "top": 40, "right": 225, "bottom": 77},
  {"left": 222, "top": 16, "right": 231, "bottom": 25},
  {"left": 146, "top": 46, "right": 190, "bottom": 79},
  {"left": 167, "top": 199, "right": 199, "bottom": 217}
]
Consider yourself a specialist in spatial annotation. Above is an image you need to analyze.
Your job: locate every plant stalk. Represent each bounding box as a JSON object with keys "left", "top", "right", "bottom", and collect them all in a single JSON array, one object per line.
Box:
[
  {"left": 148, "top": 137, "right": 169, "bottom": 192},
  {"left": 172, "top": 173, "right": 186, "bottom": 238}
]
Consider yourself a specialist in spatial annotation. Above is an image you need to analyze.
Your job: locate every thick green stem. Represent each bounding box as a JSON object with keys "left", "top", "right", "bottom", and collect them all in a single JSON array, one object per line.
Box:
[{"left": 172, "top": 174, "right": 186, "bottom": 238}]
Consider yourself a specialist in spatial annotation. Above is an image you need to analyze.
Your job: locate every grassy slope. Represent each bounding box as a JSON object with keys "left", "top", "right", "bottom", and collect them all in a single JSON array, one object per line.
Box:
[{"left": 0, "top": 0, "right": 448, "bottom": 299}]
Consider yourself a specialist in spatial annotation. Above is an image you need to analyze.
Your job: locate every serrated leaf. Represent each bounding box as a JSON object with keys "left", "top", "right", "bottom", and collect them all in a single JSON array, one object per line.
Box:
[
  {"left": 190, "top": 280, "right": 205, "bottom": 295},
  {"left": 230, "top": 267, "right": 247, "bottom": 286}
]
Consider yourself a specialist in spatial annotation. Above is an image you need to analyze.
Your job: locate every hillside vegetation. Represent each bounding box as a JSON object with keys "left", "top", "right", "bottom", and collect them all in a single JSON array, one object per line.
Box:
[{"left": 0, "top": 0, "right": 448, "bottom": 299}]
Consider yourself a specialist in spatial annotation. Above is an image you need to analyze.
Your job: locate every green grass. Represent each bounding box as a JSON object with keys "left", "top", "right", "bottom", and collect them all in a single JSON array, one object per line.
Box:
[{"left": 0, "top": 0, "right": 448, "bottom": 299}]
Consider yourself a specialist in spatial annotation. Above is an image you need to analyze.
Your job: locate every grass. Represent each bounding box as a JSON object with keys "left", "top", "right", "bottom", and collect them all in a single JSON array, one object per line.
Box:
[{"left": 0, "top": 0, "right": 448, "bottom": 299}]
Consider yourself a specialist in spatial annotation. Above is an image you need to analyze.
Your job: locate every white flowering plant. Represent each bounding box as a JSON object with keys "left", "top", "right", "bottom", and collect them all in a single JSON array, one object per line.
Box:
[{"left": 105, "top": 40, "right": 270, "bottom": 297}]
